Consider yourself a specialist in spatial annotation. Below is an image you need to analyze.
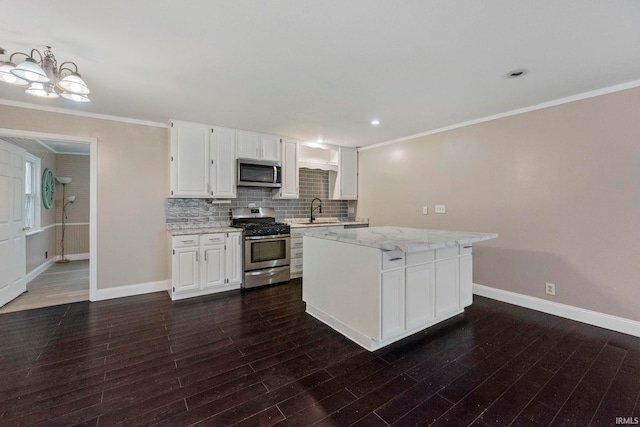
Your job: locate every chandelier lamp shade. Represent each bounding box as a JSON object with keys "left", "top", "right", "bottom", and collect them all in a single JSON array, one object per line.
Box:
[{"left": 0, "top": 46, "right": 90, "bottom": 102}]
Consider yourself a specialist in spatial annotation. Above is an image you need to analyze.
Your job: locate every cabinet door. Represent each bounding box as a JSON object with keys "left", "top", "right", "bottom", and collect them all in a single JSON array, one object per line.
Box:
[
  {"left": 201, "top": 244, "right": 225, "bottom": 289},
  {"left": 225, "top": 232, "right": 243, "bottom": 285},
  {"left": 275, "top": 139, "right": 299, "bottom": 199},
  {"left": 170, "top": 121, "right": 210, "bottom": 197},
  {"left": 405, "top": 263, "right": 435, "bottom": 329},
  {"left": 172, "top": 246, "right": 199, "bottom": 293},
  {"left": 236, "top": 131, "right": 261, "bottom": 160},
  {"left": 339, "top": 148, "right": 358, "bottom": 200},
  {"left": 381, "top": 269, "right": 405, "bottom": 340},
  {"left": 459, "top": 254, "right": 473, "bottom": 307},
  {"left": 211, "top": 127, "right": 237, "bottom": 198},
  {"left": 260, "top": 134, "right": 281, "bottom": 161},
  {"left": 435, "top": 257, "right": 459, "bottom": 317}
]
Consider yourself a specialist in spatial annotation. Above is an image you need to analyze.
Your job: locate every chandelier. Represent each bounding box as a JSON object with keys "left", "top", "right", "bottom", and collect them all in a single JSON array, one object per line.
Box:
[{"left": 0, "top": 46, "right": 90, "bottom": 102}]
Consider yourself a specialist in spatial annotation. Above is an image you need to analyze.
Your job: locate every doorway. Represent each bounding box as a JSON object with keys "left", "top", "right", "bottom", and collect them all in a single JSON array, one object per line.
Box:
[{"left": 0, "top": 128, "right": 97, "bottom": 313}]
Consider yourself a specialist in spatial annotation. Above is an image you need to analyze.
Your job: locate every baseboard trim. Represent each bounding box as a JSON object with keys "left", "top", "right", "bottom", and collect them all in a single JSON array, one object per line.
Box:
[
  {"left": 25, "top": 258, "right": 57, "bottom": 283},
  {"left": 473, "top": 283, "right": 640, "bottom": 338},
  {"left": 93, "top": 280, "right": 168, "bottom": 301},
  {"left": 62, "top": 253, "right": 90, "bottom": 261}
]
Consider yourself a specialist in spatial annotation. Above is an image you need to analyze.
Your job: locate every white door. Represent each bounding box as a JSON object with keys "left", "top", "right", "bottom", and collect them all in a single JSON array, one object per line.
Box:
[
  {"left": 225, "top": 232, "right": 243, "bottom": 286},
  {"left": 172, "top": 246, "right": 199, "bottom": 293},
  {"left": 0, "top": 140, "right": 26, "bottom": 308},
  {"left": 381, "top": 268, "right": 405, "bottom": 340},
  {"left": 435, "top": 257, "right": 459, "bottom": 317},
  {"left": 339, "top": 148, "right": 358, "bottom": 200},
  {"left": 211, "top": 127, "right": 237, "bottom": 198},
  {"left": 236, "top": 131, "right": 261, "bottom": 160},
  {"left": 201, "top": 244, "right": 225, "bottom": 289},
  {"left": 275, "top": 139, "right": 299, "bottom": 199},
  {"left": 170, "top": 121, "right": 210, "bottom": 197},
  {"left": 405, "top": 263, "right": 435, "bottom": 329},
  {"left": 260, "top": 135, "right": 281, "bottom": 161}
]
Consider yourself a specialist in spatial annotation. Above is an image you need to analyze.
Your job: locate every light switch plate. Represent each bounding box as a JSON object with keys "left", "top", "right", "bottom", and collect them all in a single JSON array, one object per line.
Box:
[
  {"left": 248, "top": 203, "right": 256, "bottom": 208},
  {"left": 435, "top": 205, "right": 446, "bottom": 214},
  {"left": 422, "top": 206, "right": 428, "bottom": 215}
]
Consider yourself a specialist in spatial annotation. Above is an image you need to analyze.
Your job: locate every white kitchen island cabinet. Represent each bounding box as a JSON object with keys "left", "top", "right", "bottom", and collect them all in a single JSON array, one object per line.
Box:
[{"left": 302, "top": 226, "right": 497, "bottom": 351}]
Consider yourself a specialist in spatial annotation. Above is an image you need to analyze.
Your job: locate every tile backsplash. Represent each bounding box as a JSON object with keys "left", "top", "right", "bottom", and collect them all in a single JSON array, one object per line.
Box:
[{"left": 166, "top": 168, "right": 350, "bottom": 223}]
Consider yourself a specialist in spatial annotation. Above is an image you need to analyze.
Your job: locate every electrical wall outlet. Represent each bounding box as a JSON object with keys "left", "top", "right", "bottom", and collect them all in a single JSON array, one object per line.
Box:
[
  {"left": 545, "top": 282, "right": 556, "bottom": 296},
  {"left": 348, "top": 207, "right": 355, "bottom": 214},
  {"left": 435, "top": 205, "right": 446, "bottom": 214},
  {"left": 248, "top": 203, "right": 256, "bottom": 208},
  {"left": 422, "top": 206, "right": 428, "bottom": 215}
]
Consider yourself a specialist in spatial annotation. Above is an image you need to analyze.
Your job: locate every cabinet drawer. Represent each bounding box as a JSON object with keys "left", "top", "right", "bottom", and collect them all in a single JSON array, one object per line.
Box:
[
  {"left": 290, "top": 258, "right": 303, "bottom": 273},
  {"left": 291, "top": 247, "right": 304, "bottom": 259},
  {"left": 201, "top": 233, "right": 225, "bottom": 246},
  {"left": 406, "top": 250, "right": 434, "bottom": 266},
  {"left": 435, "top": 246, "right": 458, "bottom": 260},
  {"left": 382, "top": 251, "right": 405, "bottom": 270},
  {"left": 173, "top": 235, "right": 199, "bottom": 247},
  {"left": 460, "top": 245, "right": 473, "bottom": 255}
]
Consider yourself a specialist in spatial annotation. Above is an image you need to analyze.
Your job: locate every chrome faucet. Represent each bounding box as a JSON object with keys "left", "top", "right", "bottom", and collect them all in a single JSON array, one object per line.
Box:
[{"left": 310, "top": 198, "right": 323, "bottom": 223}]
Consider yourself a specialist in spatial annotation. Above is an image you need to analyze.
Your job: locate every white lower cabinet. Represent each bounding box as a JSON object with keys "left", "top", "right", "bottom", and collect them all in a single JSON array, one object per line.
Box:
[
  {"left": 381, "top": 269, "right": 405, "bottom": 340},
  {"left": 405, "top": 262, "right": 435, "bottom": 330},
  {"left": 459, "top": 246, "right": 473, "bottom": 307},
  {"left": 380, "top": 246, "right": 470, "bottom": 343},
  {"left": 170, "top": 232, "right": 242, "bottom": 300}
]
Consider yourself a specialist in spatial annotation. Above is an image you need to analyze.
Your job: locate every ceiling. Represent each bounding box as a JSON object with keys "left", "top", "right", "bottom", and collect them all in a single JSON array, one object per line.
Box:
[
  {"left": 1, "top": 1, "right": 639, "bottom": 148},
  {"left": 0, "top": 136, "right": 90, "bottom": 155}
]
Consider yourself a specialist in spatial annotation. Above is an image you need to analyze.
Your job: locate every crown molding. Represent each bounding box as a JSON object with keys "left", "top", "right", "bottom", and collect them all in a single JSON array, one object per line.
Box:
[
  {"left": 0, "top": 98, "right": 168, "bottom": 129},
  {"left": 360, "top": 79, "right": 640, "bottom": 151}
]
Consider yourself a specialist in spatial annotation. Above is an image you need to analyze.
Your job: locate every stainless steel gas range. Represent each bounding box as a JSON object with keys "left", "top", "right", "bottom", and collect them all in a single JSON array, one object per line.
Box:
[{"left": 231, "top": 207, "right": 291, "bottom": 289}]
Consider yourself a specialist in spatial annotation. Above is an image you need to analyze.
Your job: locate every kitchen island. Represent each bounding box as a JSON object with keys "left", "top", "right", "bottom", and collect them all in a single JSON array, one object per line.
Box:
[{"left": 303, "top": 226, "right": 498, "bottom": 351}]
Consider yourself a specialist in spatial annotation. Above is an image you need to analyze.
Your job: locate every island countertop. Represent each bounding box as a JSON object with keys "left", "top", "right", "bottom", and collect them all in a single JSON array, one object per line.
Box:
[{"left": 303, "top": 226, "right": 498, "bottom": 252}]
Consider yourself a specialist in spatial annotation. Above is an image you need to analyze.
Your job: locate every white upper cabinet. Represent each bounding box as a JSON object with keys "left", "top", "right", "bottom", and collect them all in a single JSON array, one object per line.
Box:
[
  {"left": 236, "top": 131, "right": 281, "bottom": 161},
  {"left": 170, "top": 120, "right": 237, "bottom": 199},
  {"left": 273, "top": 139, "right": 299, "bottom": 199},
  {"left": 329, "top": 147, "right": 358, "bottom": 200},
  {"left": 260, "top": 134, "right": 281, "bottom": 161},
  {"left": 170, "top": 120, "right": 210, "bottom": 197},
  {"left": 236, "top": 131, "right": 261, "bottom": 160},
  {"left": 210, "top": 127, "right": 237, "bottom": 198}
]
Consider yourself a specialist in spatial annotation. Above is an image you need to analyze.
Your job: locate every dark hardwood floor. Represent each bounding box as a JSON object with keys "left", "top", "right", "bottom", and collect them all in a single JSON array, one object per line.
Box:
[{"left": 0, "top": 279, "right": 639, "bottom": 426}]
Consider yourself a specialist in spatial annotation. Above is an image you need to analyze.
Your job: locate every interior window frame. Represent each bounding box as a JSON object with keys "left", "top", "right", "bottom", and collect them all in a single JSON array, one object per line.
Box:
[{"left": 24, "top": 152, "right": 42, "bottom": 235}]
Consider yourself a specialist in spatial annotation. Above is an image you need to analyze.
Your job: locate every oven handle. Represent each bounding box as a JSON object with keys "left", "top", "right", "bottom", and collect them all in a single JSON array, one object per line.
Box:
[{"left": 245, "top": 234, "right": 291, "bottom": 241}]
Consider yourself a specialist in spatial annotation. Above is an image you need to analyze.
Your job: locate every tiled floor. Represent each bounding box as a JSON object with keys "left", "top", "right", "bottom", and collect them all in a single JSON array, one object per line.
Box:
[{"left": 0, "top": 279, "right": 638, "bottom": 426}]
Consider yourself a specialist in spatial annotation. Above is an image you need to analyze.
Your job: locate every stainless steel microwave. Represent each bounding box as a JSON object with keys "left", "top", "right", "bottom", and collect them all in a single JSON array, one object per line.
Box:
[{"left": 237, "top": 158, "right": 282, "bottom": 188}]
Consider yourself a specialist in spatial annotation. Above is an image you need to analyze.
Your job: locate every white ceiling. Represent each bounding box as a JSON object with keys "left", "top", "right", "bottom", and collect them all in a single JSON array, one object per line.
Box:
[{"left": 1, "top": 1, "right": 639, "bottom": 148}]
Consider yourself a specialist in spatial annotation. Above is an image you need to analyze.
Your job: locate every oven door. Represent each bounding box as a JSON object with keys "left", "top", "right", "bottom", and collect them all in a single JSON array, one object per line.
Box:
[{"left": 244, "top": 235, "right": 290, "bottom": 271}]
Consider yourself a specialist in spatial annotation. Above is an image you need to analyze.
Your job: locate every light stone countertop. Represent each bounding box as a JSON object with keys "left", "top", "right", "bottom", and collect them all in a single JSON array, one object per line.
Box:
[
  {"left": 167, "top": 223, "right": 240, "bottom": 236},
  {"left": 303, "top": 226, "right": 498, "bottom": 252}
]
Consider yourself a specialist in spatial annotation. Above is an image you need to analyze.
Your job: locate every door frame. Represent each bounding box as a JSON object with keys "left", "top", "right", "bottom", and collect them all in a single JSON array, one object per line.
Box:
[{"left": 0, "top": 128, "right": 98, "bottom": 301}]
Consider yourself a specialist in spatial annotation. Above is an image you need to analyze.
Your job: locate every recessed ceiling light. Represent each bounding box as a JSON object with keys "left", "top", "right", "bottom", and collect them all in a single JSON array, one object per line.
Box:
[
  {"left": 371, "top": 119, "right": 380, "bottom": 125},
  {"left": 505, "top": 69, "right": 528, "bottom": 78}
]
